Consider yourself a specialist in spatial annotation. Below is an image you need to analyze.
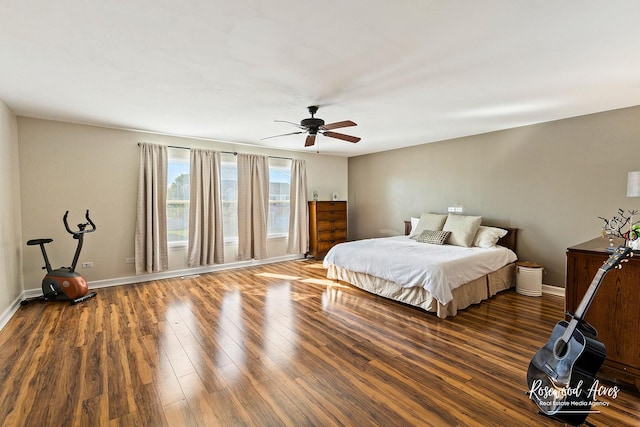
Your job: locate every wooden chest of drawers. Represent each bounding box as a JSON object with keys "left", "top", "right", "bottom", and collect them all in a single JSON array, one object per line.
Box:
[
  {"left": 566, "top": 237, "right": 640, "bottom": 391},
  {"left": 308, "top": 201, "right": 347, "bottom": 259}
]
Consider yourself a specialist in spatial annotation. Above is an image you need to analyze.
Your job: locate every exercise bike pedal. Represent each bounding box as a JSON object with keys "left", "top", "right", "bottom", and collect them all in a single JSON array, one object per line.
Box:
[
  {"left": 20, "top": 296, "right": 47, "bottom": 306},
  {"left": 71, "top": 291, "right": 97, "bottom": 305}
]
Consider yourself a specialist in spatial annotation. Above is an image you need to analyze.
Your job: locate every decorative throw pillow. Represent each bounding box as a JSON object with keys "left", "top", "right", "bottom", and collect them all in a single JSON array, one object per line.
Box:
[
  {"left": 413, "top": 230, "right": 451, "bottom": 245},
  {"left": 410, "top": 213, "right": 448, "bottom": 238},
  {"left": 442, "top": 214, "right": 483, "bottom": 247},
  {"left": 473, "top": 226, "right": 508, "bottom": 248}
]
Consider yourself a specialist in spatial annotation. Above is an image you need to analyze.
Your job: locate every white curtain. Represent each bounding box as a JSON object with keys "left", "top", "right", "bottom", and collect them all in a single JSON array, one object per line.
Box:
[
  {"left": 237, "top": 153, "right": 269, "bottom": 260},
  {"left": 135, "top": 143, "right": 168, "bottom": 274},
  {"left": 287, "top": 159, "right": 309, "bottom": 254},
  {"left": 188, "top": 149, "right": 224, "bottom": 267}
]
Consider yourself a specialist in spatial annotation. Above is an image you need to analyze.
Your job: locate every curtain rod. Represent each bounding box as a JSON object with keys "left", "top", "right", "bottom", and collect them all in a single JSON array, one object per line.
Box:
[
  {"left": 169, "top": 145, "right": 238, "bottom": 156},
  {"left": 138, "top": 142, "right": 293, "bottom": 161}
]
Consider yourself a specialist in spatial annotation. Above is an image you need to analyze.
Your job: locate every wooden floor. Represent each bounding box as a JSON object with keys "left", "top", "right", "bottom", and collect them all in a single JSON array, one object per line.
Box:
[{"left": 0, "top": 260, "right": 638, "bottom": 426}]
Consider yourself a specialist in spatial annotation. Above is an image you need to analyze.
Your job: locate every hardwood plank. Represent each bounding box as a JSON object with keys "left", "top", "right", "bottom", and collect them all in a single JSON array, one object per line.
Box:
[
  {"left": 105, "top": 338, "right": 136, "bottom": 420},
  {"left": 162, "top": 399, "right": 198, "bottom": 427},
  {"left": 80, "top": 330, "right": 108, "bottom": 401},
  {"left": 0, "top": 259, "right": 638, "bottom": 426},
  {"left": 79, "top": 393, "right": 110, "bottom": 427},
  {"left": 176, "top": 371, "right": 227, "bottom": 426},
  {"left": 153, "top": 337, "right": 188, "bottom": 407}
]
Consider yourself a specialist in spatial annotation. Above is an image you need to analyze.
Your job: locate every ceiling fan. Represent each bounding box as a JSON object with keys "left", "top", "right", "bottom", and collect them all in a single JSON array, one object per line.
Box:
[{"left": 262, "top": 106, "right": 360, "bottom": 147}]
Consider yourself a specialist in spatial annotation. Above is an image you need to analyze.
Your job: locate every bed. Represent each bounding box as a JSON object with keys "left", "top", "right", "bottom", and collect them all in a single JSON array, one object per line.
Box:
[{"left": 323, "top": 213, "right": 518, "bottom": 318}]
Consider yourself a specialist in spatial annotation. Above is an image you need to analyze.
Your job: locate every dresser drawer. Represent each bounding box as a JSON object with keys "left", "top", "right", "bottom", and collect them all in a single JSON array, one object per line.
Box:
[
  {"left": 317, "top": 219, "right": 346, "bottom": 231},
  {"left": 316, "top": 210, "right": 346, "bottom": 221},
  {"left": 318, "top": 229, "right": 347, "bottom": 241},
  {"left": 316, "top": 201, "right": 346, "bottom": 212}
]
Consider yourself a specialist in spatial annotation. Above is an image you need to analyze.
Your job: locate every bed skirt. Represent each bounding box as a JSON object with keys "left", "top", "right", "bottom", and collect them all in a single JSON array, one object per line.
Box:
[{"left": 326, "top": 263, "right": 516, "bottom": 319}]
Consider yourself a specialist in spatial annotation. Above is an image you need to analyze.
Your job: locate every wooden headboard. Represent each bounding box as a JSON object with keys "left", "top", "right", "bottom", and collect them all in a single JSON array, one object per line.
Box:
[{"left": 403, "top": 220, "right": 518, "bottom": 254}]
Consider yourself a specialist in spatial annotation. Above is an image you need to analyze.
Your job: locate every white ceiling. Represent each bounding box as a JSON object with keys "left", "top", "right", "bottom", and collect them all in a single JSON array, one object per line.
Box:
[{"left": 2, "top": 1, "right": 640, "bottom": 157}]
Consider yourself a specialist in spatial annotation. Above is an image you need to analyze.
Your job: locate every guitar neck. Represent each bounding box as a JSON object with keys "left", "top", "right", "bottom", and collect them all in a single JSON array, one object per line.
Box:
[
  {"left": 573, "top": 267, "right": 607, "bottom": 321},
  {"left": 559, "top": 267, "right": 606, "bottom": 348}
]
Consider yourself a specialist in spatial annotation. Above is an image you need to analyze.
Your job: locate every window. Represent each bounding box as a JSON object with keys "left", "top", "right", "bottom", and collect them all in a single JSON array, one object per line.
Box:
[
  {"left": 220, "top": 157, "right": 238, "bottom": 241},
  {"left": 219, "top": 157, "right": 291, "bottom": 241},
  {"left": 165, "top": 151, "right": 291, "bottom": 246},
  {"left": 167, "top": 148, "right": 190, "bottom": 246},
  {"left": 268, "top": 165, "right": 290, "bottom": 236}
]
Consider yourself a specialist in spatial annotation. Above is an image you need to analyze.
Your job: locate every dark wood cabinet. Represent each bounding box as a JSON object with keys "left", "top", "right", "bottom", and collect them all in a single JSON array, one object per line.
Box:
[
  {"left": 308, "top": 201, "right": 347, "bottom": 259},
  {"left": 566, "top": 237, "right": 640, "bottom": 390}
]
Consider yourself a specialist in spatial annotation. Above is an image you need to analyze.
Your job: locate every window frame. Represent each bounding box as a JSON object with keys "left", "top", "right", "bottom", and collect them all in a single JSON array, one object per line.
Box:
[{"left": 267, "top": 160, "right": 291, "bottom": 239}]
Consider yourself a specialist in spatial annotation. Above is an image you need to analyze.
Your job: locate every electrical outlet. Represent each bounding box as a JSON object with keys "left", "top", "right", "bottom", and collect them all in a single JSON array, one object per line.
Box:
[
  {"left": 447, "top": 207, "right": 456, "bottom": 213},
  {"left": 455, "top": 206, "right": 464, "bottom": 213},
  {"left": 81, "top": 262, "right": 94, "bottom": 268},
  {"left": 126, "top": 257, "right": 135, "bottom": 264}
]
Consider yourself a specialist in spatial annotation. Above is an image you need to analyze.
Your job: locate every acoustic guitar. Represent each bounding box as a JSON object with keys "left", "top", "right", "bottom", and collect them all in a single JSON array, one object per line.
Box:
[{"left": 526, "top": 245, "right": 632, "bottom": 425}]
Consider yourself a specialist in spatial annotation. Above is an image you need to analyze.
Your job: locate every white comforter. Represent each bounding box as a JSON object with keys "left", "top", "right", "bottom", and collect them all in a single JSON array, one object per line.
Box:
[{"left": 323, "top": 236, "right": 517, "bottom": 305}]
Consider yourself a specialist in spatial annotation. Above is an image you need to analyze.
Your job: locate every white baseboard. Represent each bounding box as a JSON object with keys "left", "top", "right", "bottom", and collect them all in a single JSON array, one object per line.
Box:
[
  {"left": 0, "top": 297, "right": 21, "bottom": 331},
  {"left": 542, "top": 284, "right": 565, "bottom": 297}
]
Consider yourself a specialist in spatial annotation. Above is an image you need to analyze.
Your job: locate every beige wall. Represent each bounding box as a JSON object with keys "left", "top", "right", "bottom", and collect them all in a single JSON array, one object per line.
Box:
[
  {"left": 12, "top": 106, "right": 640, "bottom": 294},
  {"left": 0, "top": 100, "right": 23, "bottom": 322},
  {"left": 18, "top": 117, "right": 348, "bottom": 291},
  {"left": 348, "top": 105, "right": 640, "bottom": 287}
]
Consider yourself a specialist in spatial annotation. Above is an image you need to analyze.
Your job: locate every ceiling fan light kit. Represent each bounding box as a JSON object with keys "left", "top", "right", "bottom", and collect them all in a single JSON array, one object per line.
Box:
[{"left": 262, "top": 106, "right": 361, "bottom": 149}]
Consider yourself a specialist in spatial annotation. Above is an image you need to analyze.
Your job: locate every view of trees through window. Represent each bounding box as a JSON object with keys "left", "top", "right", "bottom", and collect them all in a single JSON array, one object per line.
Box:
[
  {"left": 167, "top": 156, "right": 189, "bottom": 244},
  {"left": 166, "top": 154, "right": 290, "bottom": 245}
]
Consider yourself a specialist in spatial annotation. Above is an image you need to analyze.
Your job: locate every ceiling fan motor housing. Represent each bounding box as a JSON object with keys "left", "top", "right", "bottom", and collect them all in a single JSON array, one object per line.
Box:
[{"left": 301, "top": 117, "right": 324, "bottom": 131}]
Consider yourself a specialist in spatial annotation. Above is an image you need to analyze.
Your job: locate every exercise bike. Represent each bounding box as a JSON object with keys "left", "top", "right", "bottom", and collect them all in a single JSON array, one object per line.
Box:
[{"left": 21, "top": 210, "right": 98, "bottom": 305}]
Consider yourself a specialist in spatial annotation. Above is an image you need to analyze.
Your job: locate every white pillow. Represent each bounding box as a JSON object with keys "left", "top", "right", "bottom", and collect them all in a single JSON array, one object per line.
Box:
[
  {"left": 442, "top": 214, "right": 483, "bottom": 247},
  {"left": 410, "top": 213, "right": 448, "bottom": 237},
  {"left": 473, "top": 226, "right": 508, "bottom": 248},
  {"left": 410, "top": 217, "right": 420, "bottom": 235}
]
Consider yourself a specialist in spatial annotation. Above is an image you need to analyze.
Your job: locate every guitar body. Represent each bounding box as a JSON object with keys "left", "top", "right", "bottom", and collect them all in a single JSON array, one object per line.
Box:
[{"left": 527, "top": 320, "right": 607, "bottom": 425}]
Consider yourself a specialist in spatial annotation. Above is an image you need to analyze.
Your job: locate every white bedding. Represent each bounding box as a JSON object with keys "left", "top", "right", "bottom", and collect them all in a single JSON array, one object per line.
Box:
[{"left": 323, "top": 236, "right": 517, "bottom": 306}]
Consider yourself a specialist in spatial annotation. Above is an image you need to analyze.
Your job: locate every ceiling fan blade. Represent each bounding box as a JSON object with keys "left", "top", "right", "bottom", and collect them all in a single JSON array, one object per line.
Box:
[
  {"left": 274, "top": 120, "right": 306, "bottom": 129},
  {"left": 305, "top": 134, "right": 317, "bottom": 147},
  {"left": 322, "top": 120, "right": 357, "bottom": 130},
  {"left": 322, "top": 131, "right": 361, "bottom": 143},
  {"left": 261, "top": 131, "right": 305, "bottom": 141}
]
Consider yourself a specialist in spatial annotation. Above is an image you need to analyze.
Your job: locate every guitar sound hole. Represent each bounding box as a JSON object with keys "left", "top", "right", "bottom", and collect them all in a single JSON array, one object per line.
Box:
[{"left": 554, "top": 339, "right": 569, "bottom": 359}]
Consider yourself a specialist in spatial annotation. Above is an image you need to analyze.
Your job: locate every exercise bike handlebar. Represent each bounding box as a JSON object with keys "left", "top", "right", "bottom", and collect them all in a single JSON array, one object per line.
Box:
[{"left": 63, "top": 210, "right": 97, "bottom": 235}]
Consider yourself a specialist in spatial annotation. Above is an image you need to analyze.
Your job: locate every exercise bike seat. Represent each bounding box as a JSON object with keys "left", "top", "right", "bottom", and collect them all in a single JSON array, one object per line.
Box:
[{"left": 27, "top": 238, "right": 53, "bottom": 246}]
